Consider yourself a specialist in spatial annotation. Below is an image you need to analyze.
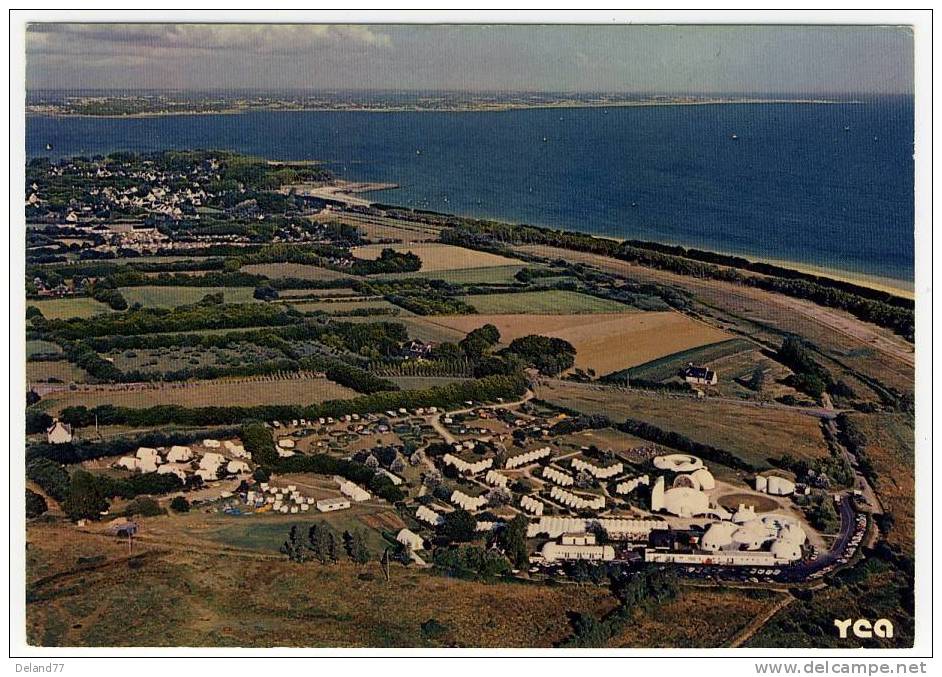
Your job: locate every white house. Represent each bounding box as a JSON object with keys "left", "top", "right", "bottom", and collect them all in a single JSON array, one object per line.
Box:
[
  {"left": 45, "top": 419, "right": 73, "bottom": 445},
  {"left": 396, "top": 528, "right": 425, "bottom": 552},
  {"left": 316, "top": 497, "right": 351, "bottom": 512}
]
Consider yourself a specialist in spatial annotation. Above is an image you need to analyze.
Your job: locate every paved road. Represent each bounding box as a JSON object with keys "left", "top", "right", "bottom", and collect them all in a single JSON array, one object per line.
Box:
[{"left": 780, "top": 495, "right": 857, "bottom": 582}]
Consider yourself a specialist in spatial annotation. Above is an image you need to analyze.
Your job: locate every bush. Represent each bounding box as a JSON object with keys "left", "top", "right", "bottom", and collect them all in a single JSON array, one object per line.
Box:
[
  {"left": 25, "top": 489, "right": 48, "bottom": 518},
  {"left": 170, "top": 496, "right": 190, "bottom": 513},
  {"left": 123, "top": 496, "right": 164, "bottom": 517}
]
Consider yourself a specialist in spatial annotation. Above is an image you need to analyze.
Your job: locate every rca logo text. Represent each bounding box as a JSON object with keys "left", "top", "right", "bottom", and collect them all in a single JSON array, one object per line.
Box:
[{"left": 834, "top": 618, "right": 894, "bottom": 639}]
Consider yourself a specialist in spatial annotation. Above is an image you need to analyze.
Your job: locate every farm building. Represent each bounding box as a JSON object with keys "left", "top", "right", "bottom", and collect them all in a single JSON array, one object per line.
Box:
[
  {"left": 45, "top": 419, "right": 73, "bottom": 445},
  {"left": 682, "top": 364, "right": 718, "bottom": 386},
  {"left": 540, "top": 533, "right": 615, "bottom": 563},
  {"left": 396, "top": 528, "right": 425, "bottom": 551},
  {"left": 166, "top": 445, "right": 193, "bottom": 463},
  {"left": 316, "top": 497, "right": 351, "bottom": 513}
]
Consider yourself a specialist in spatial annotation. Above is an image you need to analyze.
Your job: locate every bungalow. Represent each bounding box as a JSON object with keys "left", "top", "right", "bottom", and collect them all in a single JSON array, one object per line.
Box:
[
  {"left": 45, "top": 419, "right": 73, "bottom": 445},
  {"left": 682, "top": 364, "right": 718, "bottom": 386}
]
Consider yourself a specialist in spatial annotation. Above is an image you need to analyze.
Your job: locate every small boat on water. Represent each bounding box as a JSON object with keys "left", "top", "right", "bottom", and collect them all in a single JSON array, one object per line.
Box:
[
  {"left": 45, "top": 143, "right": 53, "bottom": 150},
  {"left": 730, "top": 134, "right": 739, "bottom": 141}
]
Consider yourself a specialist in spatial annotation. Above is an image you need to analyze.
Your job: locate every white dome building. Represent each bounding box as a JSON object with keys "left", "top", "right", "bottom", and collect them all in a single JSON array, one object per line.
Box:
[
  {"left": 732, "top": 519, "right": 775, "bottom": 550},
  {"left": 766, "top": 476, "right": 796, "bottom": 496},
  {"left": 690, "top": 468, "right": 716, "bottom": 491},
  {"left": 653, "top": 454, "right": 704, "bottom": 473},
  {"left": 771, "top": 538, "right": 803, "bottom": 562},
  {"left": 673, "top": 474, "right": 700, "bottom": 490},
  {"left": 732, "top": 504, "right": 758, "bottom": 523},
  {"left": 660, "top": 486, "right": 710, "bottom": 518},
  {"left": 701, "top": 521, "right": 739, "bottom": 552}
]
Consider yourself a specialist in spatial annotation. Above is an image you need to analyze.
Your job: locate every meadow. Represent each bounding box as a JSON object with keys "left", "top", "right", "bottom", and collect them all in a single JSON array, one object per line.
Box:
[
  {"left": 119, "top": 286, "right": 259, "bottom": 308},
  {"left": 425, "top": 311, "right": 732, "bottom": 376},
  {"left": 352, "top": 243, "right": 522, "bottom": 272},
  {"left": 459, "top": 289, "right": 634, "bottom": 314},
  {"left": 30, "top": 297, "right": 113, "bottom": 319},
  {"left": 39, "top": 375, "right": 357, "bottom": 413},
  {"left": 241, "top": 262, "right": 350, "bottom": 281}
]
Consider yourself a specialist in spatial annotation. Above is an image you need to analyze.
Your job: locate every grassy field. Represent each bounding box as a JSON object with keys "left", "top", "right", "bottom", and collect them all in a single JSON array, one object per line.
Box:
[
  {"left": 626, "top": 338, "right": 754, "bottom": 381},
  {"left": 327, "top": 212, "right": 442, "bottom": 243},
  {"left": 108, "top": 343, "right": 285, "bottom": 374},
  {"left": 460, "top": 290, "right": 634, "bottom": 315},
  {"left": 119, "top": 286, "right": 259, "bottom": 308},
  {"left": 26, "top": 340, "right": 63, "bottom": 358},
  {"left": 25, "top": 521, "right": 617, "bottom": 647},
  {"left": 286, "top": 299, "right": 401, "bottom": 315},
  {"left": 40, "top": 376, "right": 357, "bottom": 413},
  {"left": 425, "top": 311, "right": 732, "bottom": 376},
  {"left": 379, "top": 264, "right": 529, "bottom": 284},
  {"left": 610, "top": 587, "right": 782, "bottom": 648},
  {"left": 846, "top": 413, "right": 914, "bottom": 555},
  {"left": 352, "top": 243, "right": 522, "bottom": 272},
  {"left": 26, "top": 361, "right": 89, "bottom": 384},
  {"left": 29, "top": 297, "right": 113, "bottom": 319},
  {"left": 241, "top": 262, "right": 350, "bottom": 281},
  {"left": 534, "top": 381, "right": 829, "bottom": 469}
]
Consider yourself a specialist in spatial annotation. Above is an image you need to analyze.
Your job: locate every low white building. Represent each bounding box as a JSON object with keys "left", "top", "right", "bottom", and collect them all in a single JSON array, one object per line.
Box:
[
  {"left": 339, "top": 480, "right": 371, "bottom": 502},
  {"left": 316, "top": 497, "right": 351, "bottom": 512},
  {"left": 226, "top": 460, "right": 251, "bottom": 475},
  {"left": 166, "top": 445, "right": 193, "bottom": 463},
  {"left": 396, "top": 528, "right": 425, "bottom": 552},
  {"left": 202, "top": 439, "right": 221, "bottom": 448},
  {"left": 416, "top": 505, "right": 444, "bottom": 526},
  {"left": 45, "top": 419, "right": 73, "bottom": 445},
  {"left": 540, "top": 533, "right": 615, "bottom": 563}
]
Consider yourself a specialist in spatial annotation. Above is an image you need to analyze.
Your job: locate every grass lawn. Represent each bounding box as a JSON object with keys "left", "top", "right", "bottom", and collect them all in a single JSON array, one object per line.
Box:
[
  {"left": 535, "top": 381, "right": 829, "bottom": 470},
  {"left": 26, "top": 340, "right": 63, "bottom": 358},
  {"left": 40, "top": 376, "right": 357, "bottom": 413},
  {"left": 352, "top": 243, "right": 522, "bottom": 272},
  {"left": 119, "top": 286, "right": 259, "bottom": 308},
  {"left": 242, "top": 262, "right": 351, "bottom": 281},
  {"left": 459, "top": 289, "right": 635, "bottom": 314},
  {"left": 29, "top": 297, "right": 113, "bottom": 319},
  {"left": 286, "top": 299, "right": 401, "bottom": 315},
  {"left": 26, "top": 361, "right": 89, "bottom": 384}
]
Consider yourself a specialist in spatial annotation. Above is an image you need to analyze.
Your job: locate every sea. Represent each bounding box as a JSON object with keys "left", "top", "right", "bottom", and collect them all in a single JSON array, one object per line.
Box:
[{"left": 26, "top": 97, "right": 915, "bottom": 285}]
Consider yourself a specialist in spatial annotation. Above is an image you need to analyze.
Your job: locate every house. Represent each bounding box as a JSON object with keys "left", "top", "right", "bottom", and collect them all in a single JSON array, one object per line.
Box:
[
  {"left": 166, "top": 445, "right": 193, "bottom": 463},
  {"left": 199, "top": 452, "right": 225, "bottom": 472},
  {"left": 403, "top": 340, "right": 435, "bottom": 359},
  {"left": 226, "top": 460, "right": 251, "bottom": 475},
  {"left": 45, "top": 419, "right": 73, "bottom": 445},
  {"left": 316, "top": 497, "right": 351, "bottom": 513},
  {"left": 682, "top": 364, "right": 718, "bottom": 386},
  {"left": 396, "top": 528, "right": 425, "bottom": 552}
]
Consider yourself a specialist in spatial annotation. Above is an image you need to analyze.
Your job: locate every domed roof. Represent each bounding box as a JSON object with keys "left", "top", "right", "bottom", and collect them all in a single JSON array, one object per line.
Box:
[
  {"left": 661, "top": 486, "right": 710, "bottom": 517},
  {"left": 701, "top": 521, "right": 739, "bottom": 551},
  {"left": 690, "top": 468, "right": 716, "bottom": 491},
  {"left": 732, "top": 519, "right": 774, "bottom": 549},
  {"left": 673, "top": 473, "right": 701, "bottom": 490},
  {"left": 653, "top": 454, "right": 704, "bottom": 472},
  {"left": 771, "top": 538, "right": 803, "bottom": 562},
  {"left": 777, "top": 523, "right": 807, "bottom": 545},
  {"left": 732, "top": 504, "right": 758, "bottom": 523},
  {"left": 766, "top": 475, "right": 796, "bottom": 496}
]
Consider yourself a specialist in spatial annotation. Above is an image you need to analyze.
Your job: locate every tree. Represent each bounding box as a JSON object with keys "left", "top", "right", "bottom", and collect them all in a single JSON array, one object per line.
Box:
[
  {"left": 62, "top": 469, "right": 109, "bottom": 521},
  {"left": 459, "top": 324, "right": 501, "bottom": 358},
  {"left": 25, "top": 489, "right": 48, "bottom": 519},
  {"left": 441, "top": 508, "right": 477, "bottom": 543},
  {"left": 253, "top": 284, "right": 279, "bottom": 301},
  {"left": 497, "top": 515, "right": 530, "bottom": 569},
  {"left": 281, "top": 524, "right": 308, "bottom": 562},
  {"left": 748, "top": 366, "right": 766, "bottom": 392},
  {"left": 169, "top": 496, "right": 190, "bottom": 513},
  {"left": 344, "top": 529, "right": 371, "bottom": 565}
]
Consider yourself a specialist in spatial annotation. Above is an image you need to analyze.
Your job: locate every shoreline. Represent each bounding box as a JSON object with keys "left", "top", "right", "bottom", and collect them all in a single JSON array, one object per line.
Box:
[{"left": 25, "top": 98, "right": 861, "bottom": 119}]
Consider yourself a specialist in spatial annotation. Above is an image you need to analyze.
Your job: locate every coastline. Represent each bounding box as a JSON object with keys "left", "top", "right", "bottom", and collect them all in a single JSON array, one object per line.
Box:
[{"left": 24, "top": 97, "right": 861, "bottom": 119}]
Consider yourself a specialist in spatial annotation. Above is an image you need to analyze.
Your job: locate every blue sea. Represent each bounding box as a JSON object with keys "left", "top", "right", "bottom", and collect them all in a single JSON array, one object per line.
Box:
[{"left": 26, "top": 97, "right": 914, "bottom": 283}]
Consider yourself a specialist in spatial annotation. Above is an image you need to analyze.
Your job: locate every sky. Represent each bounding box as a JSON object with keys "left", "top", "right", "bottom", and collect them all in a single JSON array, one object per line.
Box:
[{"left": 25, "top": 23, "right": 914, "bottom": 95}]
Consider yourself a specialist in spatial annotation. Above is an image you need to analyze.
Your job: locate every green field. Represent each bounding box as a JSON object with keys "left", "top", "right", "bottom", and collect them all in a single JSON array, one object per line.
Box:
[
  {"left": 287, "top": 299, "right": 401, "bottom": 315},
  {"left": 26, "top": 340, "right": 63, "bottom": 358},
  {"left": 623, "top": 338, "right": 755, "bottom": 381},
  {"left": 242, "top": 262, "right": 350, "bottom": 281},
  {"left": 26, "top": 360, "right": 88, "bottom": 384},
  {"left": 459, "top": 289, "right": 634, "bottom": 314},
  {"left": 378, "top": 264, "right": 528, "bottom": 284},
  {"left": 119, "top": 286, "right": 259, "bottom": 308},
  {"left": 29, "top": 297, "right": 113, "bottom": 319}
]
